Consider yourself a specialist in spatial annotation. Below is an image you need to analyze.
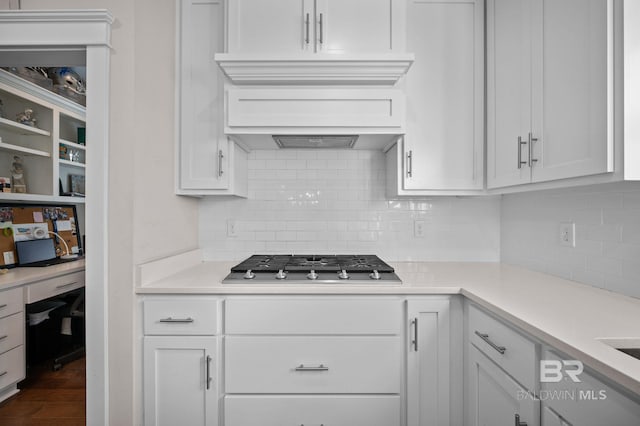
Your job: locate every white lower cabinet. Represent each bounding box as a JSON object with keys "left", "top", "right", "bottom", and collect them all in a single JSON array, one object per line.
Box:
[
  {"left": 406, "top": 298, "right": 453, "bottom": 426},
  {"left": 0, "top": 286, "right": 25, "bottom": 403},
  {"left": 142, "top": 297, "right": 221, "bottom": 426},
  {"left": 143, "top": 337, "right": 218, "bottom": 426},
  {"left": 540, "top": 349, "right": 640, "bottom": 426},
  {"left": 225, "top": 335, "right": 401, "bottom": 394},
  {"left": 466, "top": 303, "right": 540, "bottom": 426},
  {"left": 468, "top": 345, "right": 540, "bottom": 426},
  {"left": 224, "top": 395, "right": 401, "bottom": 426}
]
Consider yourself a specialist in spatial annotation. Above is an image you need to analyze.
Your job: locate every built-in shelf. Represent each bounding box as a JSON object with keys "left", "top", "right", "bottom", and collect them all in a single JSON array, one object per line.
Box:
[
  {"left": 59, "top": 159, "right": 85, "bottom": 169},
  {"left": 0, "top": 116, "right": 51, "bottom": 136},
  {"left": 0, "top": 140, "right": 50, "bottom": 157},
  {"left": 0, "top": 192, "right": 85, "bottom": 204},
  {"left": 58, "top": 139, "right": 86, "bottom": 151}
]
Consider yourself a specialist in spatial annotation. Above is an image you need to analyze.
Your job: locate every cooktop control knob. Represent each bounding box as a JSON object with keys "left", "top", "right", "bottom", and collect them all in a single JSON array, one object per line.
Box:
[
  {"left": 338, "top": 269, "right": 350, "bottom": 280},
  {"left": 275, "top": 269, "right": 287, "bottom": 280},
  {"left": 307, "top": 269, "right": 318, "bottom": 280},
  {"left": 369, "top": 270, "right": 381, "bottom": 280},
  {"left": 243, "top": 269, "right": 255, "bottom": 280}
]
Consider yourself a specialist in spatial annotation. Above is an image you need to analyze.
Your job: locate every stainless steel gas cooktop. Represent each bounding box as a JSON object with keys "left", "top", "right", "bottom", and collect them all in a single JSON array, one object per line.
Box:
[{"left": 222, "top": 254, "right": 402, "bottom": 285}]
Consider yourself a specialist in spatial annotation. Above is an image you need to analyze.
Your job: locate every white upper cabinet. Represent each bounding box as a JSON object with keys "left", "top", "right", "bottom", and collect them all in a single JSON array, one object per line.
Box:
[
  {"left": 176, "top": 0, "right": 248, "bottom": 196},
  {"left": 226, "top": 0, "right": 405, "bottom": 55},
  {"left": 487, "top": 0, "right": 613, "bottom": 189},
  {"left": 386, "top": 0, "right": 484, "bottom": 196}
]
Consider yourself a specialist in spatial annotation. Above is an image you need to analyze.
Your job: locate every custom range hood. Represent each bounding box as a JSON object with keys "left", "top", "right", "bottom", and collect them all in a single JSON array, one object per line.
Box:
[{"left": 215, "top": 53, "right": 414, "bottom": 150}]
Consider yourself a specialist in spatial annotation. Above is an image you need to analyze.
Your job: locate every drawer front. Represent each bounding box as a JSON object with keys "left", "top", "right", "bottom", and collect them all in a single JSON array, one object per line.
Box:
[
  {"left": 225, "top": 336, "right": 402, "bottom": 394},
  {"left": 468, "top": 304, "right": 538, "bottom": 390},
  {"left": 0, "top": 286, "right": 24, "bottom": 318},
  {"left": 542, "top": 350, "right": 640, "bottom": 425},
  {"left": 0, "top": 345, "right": 25, "bottom": 389},
  {"left": 26, "top": 271, "right": 84, "bottom": 304},
  {"left": 224, "top": 395, "right": 401, "bottom": 426},
  {"left": 0, "top": 311, "right": 24, "bottom": 355},
  {"left": 225, "top": 297, "right": 402, "bottom": 334},
  {"left": 143, "top": 297, "right": 220, "bottom": 335}
]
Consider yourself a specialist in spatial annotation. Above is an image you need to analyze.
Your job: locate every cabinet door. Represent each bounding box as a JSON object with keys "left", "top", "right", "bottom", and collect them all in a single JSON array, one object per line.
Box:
[
  {"left": 403, "top": 0, "right": 483, "bottom": 191},
  {"left": 178, "top": 0, "right": 229, "bottom": 190},
  {"left": 143, "top": 336, "right": 218, "bottom": 426},
  {"left": 486, "top": 0, "right": 533, "bottom": 188},
  {"left": 531, "top": 0, "right": 612, "bottom": 182},
  {"left": 467, "top": 345, "right": 539, "bottom": 426},
  {"left": 227, "top": 0, "right": 314, "bottom": 54},
  {"left": 542, "top": 405, "right": 571, "bottom": 426},
  {"left": 407, "top": 298, "right": 451, "bottom": 426},
  {"left": 315, "top": 0, "right": 401, "bottom": 54}
]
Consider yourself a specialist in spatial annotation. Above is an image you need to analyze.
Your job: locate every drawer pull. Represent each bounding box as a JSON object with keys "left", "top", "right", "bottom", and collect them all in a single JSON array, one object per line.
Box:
[
  {"left": 159, "top": 317, "right": 194, "bottom": 323},
  {"left": 0, "top": 335, "right": 7, "bottom": 342},
  {"left": 0, "top": 371, "right": 7, "bottom": 378},
  {"left": 475, "top": 331, "right": 506, "bottom": 355},
  {"left": 56, "top": 282, "right": 78, "bottom": 290},
  {"left": 0, "top": 304, "right": 7, "bottom": 310},
  {"left": 300, "top": 424, "right": 325, "bottom": 426},
  {"left": 295, "top": 364, "right": 329, "bottom": 372},
  {"left": 411, "top": 318, "right": 419, "bottom": 351},
  {"left": 515, "top": 413, "right": 528, "bottom": 426},
  {"left": 206, "top": 355, "right": 212, "bottom": 390}
]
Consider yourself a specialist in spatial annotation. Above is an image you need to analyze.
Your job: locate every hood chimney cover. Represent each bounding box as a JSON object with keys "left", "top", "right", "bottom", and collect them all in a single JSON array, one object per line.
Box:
[{"left": 272, "top": 135, "right": 359, "bottom": 149}]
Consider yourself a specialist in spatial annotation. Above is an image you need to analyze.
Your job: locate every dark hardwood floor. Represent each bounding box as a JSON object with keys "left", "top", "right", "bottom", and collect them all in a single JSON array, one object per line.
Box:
[{"left": 0, "top": 357, "right": 85, "bottom": 426}]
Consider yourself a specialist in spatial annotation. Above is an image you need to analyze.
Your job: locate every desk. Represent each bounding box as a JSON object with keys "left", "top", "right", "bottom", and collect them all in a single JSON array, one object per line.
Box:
[{"left": 0, "top": 260, "right": 85, "bottom": 402}]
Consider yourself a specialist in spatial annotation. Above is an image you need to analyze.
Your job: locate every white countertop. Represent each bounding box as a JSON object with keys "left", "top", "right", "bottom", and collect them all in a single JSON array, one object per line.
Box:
[
  {"left": 137, "top": 257, "right": 640, "bottom": 397},
  {"left": 0, "top": 258, "right": 85, "bottom": 291}
]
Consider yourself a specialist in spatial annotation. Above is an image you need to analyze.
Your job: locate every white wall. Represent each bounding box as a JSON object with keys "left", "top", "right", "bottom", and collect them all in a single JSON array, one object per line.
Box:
[
  {"left": 502, "top": 182, "right": 640, "bottom": 298},
  {"left": 200, "top": 149, "right": 501, "bottom": 262},
  {"left": 14, "top": 1, "right": 200, "bottom": 424}
]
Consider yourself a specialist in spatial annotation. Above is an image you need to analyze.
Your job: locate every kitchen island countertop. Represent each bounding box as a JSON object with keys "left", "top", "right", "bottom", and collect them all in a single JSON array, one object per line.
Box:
[{"left": 136, "top": 252, "right": 640, "bottom": 398}]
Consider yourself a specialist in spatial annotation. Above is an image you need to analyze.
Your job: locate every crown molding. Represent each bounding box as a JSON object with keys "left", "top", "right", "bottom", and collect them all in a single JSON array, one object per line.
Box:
[{"left": 215, "top": 53, "right": 415, "bottom": 86}]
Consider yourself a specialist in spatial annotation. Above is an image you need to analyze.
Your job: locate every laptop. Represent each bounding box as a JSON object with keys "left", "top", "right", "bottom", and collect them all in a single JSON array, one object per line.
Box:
[{"left": 15, "top": 238, "right": 78, "bottom": 267}]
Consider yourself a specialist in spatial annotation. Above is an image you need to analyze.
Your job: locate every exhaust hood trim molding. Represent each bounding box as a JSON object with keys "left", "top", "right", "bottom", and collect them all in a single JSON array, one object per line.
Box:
[{"left": 214, "top": 53, "right": 415, "bottom": 86}]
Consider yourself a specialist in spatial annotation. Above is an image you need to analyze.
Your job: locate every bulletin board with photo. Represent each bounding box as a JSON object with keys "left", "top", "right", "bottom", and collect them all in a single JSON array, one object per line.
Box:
[{"left": 0, "top": 204, "right": 82, "bottom": 267}]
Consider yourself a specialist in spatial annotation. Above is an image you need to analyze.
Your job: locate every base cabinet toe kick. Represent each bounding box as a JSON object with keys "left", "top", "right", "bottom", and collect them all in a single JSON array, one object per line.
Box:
[{"left": 141, "top": 295, "right": 640, "bottom": 426}]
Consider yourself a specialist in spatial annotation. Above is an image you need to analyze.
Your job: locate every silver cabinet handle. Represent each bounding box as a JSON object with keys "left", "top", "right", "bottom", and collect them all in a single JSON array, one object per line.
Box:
[
  {"left": 406, "top": 150, "right": 413, "bottom": 178},
  {"left": 517, "top": 136, "right": 527, "bottom": 169},
  {"left": 295, "top": 364, "right": 329, "bottom": 371},
  {"left": 159, "top": 317, "right": 194, "bottom": 323},
  {"left": 0, "top": 304, "right": 7, "bottom": 310},
  {"left": 0, "top": 335, "right": 7, "bottom": 342},
  {"left": 0, "top": 371, "right": 7, "bottom": 378},
  {"left": 218, "top": 149, "right": 224, "bottom": 177},
  {"left": 475, "top": 331, "right": 506, "bottom": 354},
  {"left": 305, "top": 13, "right": 310, "bottom": 45},
  {"left": 515, "top": 413, "right": 528, "bottom": 426},
  {"left": 411, "top": 318, "right": 418, "bottom": 351},
  {"left": 528, "top": 132, "right": 538, "bottom": 167},
  {"left": 300, "top": 424, "right": 325, "bottom": 426},
  {"left": 206, "top": 355, "right": 212, "bottom": 390},
  {"left": 56, "top": 282, "right": 78, "bottom": 290},
  {"left": 318, "top": 13, "right": 324, "bottom": 45}
]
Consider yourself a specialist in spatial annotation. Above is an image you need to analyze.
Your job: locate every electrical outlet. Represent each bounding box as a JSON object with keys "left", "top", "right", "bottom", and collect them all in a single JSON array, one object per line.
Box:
[
  {"left": 227, "top": 220, "right": 238, "bottom": 237},
  {"left": 414, "top": 220, "right": 426, "bottom": 238},
  {"left": 559, "top": 222, "right": 575, "bottom": 247}
]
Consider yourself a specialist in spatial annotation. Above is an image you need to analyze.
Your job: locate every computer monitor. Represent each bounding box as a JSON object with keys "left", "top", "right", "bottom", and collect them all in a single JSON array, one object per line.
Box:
[{"left": 15, "top": 238, "right": 57, "bottom": 266}]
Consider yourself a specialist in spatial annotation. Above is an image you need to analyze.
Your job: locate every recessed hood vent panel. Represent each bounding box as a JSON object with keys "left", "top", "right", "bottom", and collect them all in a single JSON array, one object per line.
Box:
[{"left": 273, "top": 135, "right": 358, "bottom": 149}]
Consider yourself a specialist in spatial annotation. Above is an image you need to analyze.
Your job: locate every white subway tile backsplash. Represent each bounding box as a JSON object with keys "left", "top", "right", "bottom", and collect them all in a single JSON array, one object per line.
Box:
[
  {"left": 502, "top": 182, "right": 640, "bottom": 299},
  {"left": 200, "top": 149, "right": 500, "bottom": 262}
]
